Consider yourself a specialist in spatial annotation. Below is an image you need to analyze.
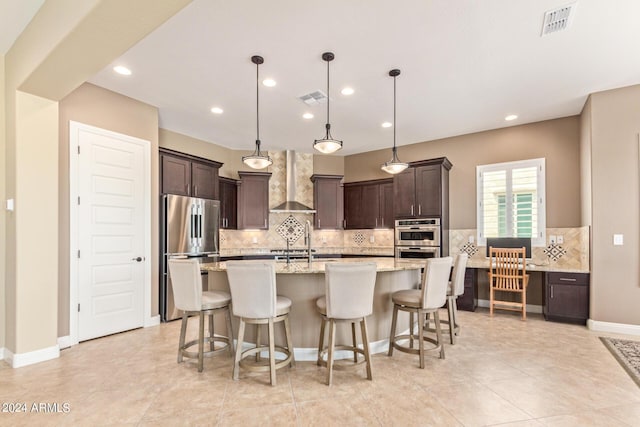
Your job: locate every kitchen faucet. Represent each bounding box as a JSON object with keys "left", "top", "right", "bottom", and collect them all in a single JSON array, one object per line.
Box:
[{"left": 305, "top": 220, "right": 312, "bottom": 264}]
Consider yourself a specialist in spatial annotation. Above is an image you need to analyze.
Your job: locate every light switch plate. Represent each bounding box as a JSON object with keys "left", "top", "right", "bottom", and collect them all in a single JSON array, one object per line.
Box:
[
  {"left": 557, "top": 235, "right": 564, "bottom": 244},
  {"left": 468, "top": 235, "right": 475, "bottom": 243},
  {"left": 613, "top": 234, "right": 624, "bottom": 246},
  {"left": 6, "top": 199, "right": 14, "bottom": 211},
  {"left": 549, "top": 235, "right": 556, "bottom": 244}
]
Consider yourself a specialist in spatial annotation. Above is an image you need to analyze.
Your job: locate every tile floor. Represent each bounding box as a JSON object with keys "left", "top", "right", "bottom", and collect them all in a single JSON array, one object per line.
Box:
[{"left": 1, "top": 309, "right": 640, "bottom": 426}]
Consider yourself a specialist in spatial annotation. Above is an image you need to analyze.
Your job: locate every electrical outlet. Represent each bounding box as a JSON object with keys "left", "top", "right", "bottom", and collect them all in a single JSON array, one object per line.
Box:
[
  {"left": 556, "top": 235, "right": 564, "bottom": 244},
  {"left": 369, "top": 235, "right": 375, "bottom": 243},
  {"left": 251, "top": 236, "right": 258, "bottom": 244},
  {"left": 322, "top": 236, "right": 327, "bottom": 244},
  {"left": 549, "top": 235, "right": 557, "bottom": 244},
  {"left": 468, "top": 235, "right": 475, "bottom": 243}
]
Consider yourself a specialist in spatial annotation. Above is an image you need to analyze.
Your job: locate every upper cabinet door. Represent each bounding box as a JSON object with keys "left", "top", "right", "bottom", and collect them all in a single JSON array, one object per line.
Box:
[
  {"left": 379, "top": 181, "right": 394, "bottom": 228},
  {"left": 312, "top": 175, "right": 343, "bottom": 229},
  {"left": 237, "top": 171, "right": 271, "bottom": 230},
  {"left": 191, "top": 161, "right": 219, "bottom": 200},
  {"left": 415, "top": 165, "right": 441, "bottom": 217},
  {"left": 161, "top": 154, "right": 191, "bottom": 196},
  {"left": 219, "top": 178, "right": 238, "bottom": 229},
  {"left": 361, "top": 183, "right": 381, "bottom": 228},
  {"left": 343, "top": 184, "right": 363, "bottom": 229},
  {"left": 393, "top": 168, "right": 416, "bottom": 218}
]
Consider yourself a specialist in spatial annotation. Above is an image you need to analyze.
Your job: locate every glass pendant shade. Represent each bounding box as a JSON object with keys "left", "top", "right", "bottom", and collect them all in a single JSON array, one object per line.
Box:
[
  {"left": 242, "top": 139, "right": 272, "bottom": 169},
  {"left": 381, "top": 147, "right": 408, "bottom": 174},
  {"left": 243, "top": 55, "right": 272, "bottom": 170},
  {"left": 314, "top": 124, "right": 342, "bottom": 154},
  {"left": 314, "top": 52, "right": 343, "bottom": 154},
  {"left": 381, "top": 68, "right": 408, "bottom": 174}
]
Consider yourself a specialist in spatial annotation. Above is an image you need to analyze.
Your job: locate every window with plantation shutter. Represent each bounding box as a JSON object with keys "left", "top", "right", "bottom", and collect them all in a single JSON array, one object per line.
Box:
[{"left": 477, "top": 158, "right": 546, "bottom": 247}]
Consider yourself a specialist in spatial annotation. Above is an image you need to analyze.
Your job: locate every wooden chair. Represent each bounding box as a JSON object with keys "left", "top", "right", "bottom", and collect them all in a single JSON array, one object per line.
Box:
[{"left": 488, "top": 247, "right": 529, "bottom": 320}]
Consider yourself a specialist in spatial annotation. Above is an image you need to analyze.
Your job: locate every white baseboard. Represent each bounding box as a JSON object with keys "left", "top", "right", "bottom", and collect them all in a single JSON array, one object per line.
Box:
[
  {"left": 477, "top": 299, "right": 543, "bottom": 314},
  {"left": 145, "top": 315, "right": 161, "bottom": 328},
  {"left": 587, "top": 319, "right": 640, "bottom": 336},
  {"left": 57, "top": 336, "right": 72, "bottom": 350},
  {"left": 5, "top": 345, "right": 60, "bottom": 368}
]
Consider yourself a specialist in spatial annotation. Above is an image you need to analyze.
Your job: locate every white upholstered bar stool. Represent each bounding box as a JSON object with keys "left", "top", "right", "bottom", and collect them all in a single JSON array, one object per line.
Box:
[
  {"left": 225, "top": 261, "right": 295, "bottom": 386},
  {"left": 316, "top": 262, "right": 377, "bottom": 386},
  {"left": 388, "top": 257, "right": 453, "bottom": 368},
  {"left": 167, "top": 259, "right": 234, "bottom": 373},
  {"left": 425, "top": 253, "right": 468, "bottom": 344}
]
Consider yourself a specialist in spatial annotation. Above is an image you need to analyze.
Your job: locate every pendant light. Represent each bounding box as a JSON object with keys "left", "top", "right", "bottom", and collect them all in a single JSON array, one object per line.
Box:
[
  {"left": 381, "top": 69, "right": 408, "bottom": 174},
  {"left": 313, "top": 52, "right": 343, "bottom": 154},
  {"left": 242, "top": 55, "right": 273, "bottom": 169}
]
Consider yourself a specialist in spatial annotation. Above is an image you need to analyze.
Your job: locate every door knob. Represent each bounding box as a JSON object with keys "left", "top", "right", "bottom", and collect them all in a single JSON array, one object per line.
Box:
[{"left": 132, "top": 257, "right": 144, "bottom": 262}]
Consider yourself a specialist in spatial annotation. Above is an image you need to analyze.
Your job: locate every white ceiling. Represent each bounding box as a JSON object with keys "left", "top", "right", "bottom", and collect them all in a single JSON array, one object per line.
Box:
[
  {"left": 0, "top": 0, "right": 44, "bottom": 54},
  {"left": 79, "top": 1, "right": 640, "bottom": 155}
]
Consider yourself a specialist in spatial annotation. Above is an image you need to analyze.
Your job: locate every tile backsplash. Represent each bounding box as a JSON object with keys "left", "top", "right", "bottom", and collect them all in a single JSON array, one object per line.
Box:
[{"left": 449, "top": 227, "right": 589, "bottom": 271}]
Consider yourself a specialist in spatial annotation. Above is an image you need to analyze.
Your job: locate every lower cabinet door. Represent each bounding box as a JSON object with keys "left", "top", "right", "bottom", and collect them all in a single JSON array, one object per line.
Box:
[{"left": 546, "top": 283, "right": 589, "bottom": 322}]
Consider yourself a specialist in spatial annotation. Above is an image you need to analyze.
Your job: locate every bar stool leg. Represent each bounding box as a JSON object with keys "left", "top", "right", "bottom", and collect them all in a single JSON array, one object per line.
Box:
[
  {"left": 388, "top": 304, "right": 398, "bottom": 356},
  {"left": 409, "top": 312, "right": 415, "bottom": 348},
  {"left": 283, "top": 315, "right": 295, "bottom": 367},
  {"left": 268, "top": 318, "right": 276, "bottom": 386},
  {"left": 360, "top": 317, "right": 372, "bottom": 380},
  {"left": 417, "top": 309, "right": 425, "bottom": 369},
  {"left": 198, "top": 311, "right": 205, "bottom": 373},
  {"left": 434, "top": 311, "right": 445, "bottom": 359},
  {"left": 209, "top": 314, "right": 215, "bottom": 351},
  {"left": 255, "top": 324, "right": 262, "bottom": 362},
  {"left": 178, "top": 313, "right": 188, "bottom": 363},
  {"left": 225, "top": 308, "right": 234, "bottom": 357},
  {"left": 447, "top": 297, "right": 456, "bottom": 345},
  {"left": 351, "top": 322, "right": 358, "bottom": 363},
  {"left": 326, "top": 320, "right": 336, "bottom": 386},
  {"left": 233, "top": 319, "right": 246, "bottom": 380},
  {"left": 317, "top": 317, "right": 326, "bottom": 366}
]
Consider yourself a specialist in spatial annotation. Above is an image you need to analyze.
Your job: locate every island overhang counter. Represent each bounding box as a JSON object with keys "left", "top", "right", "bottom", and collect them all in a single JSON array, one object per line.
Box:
[{"left": 202, "top": 258, "right": 424, "bottom": 360}]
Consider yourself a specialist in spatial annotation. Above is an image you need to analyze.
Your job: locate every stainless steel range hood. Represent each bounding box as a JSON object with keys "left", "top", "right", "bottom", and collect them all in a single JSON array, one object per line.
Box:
[{"left": 270, "top": 150, "right": 316, "bottom": 213}]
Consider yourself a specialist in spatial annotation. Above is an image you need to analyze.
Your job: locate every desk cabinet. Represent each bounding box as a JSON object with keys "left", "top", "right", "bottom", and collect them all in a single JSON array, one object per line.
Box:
[
  {"left": 457, "top": 268, "right": 477, "bottom": 311},
  {"left": 544, "top": 272, "right": 589, "bottom": 324}
]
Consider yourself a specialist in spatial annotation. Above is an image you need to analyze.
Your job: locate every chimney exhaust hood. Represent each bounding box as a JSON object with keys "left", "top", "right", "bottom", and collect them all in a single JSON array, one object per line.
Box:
[{"left": 270, "top": 150, "right": 316, "bottom": 213}]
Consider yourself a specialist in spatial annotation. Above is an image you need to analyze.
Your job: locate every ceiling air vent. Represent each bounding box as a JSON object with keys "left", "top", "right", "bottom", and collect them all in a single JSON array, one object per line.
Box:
[
  {"left": 541, "top": 2, "right": 577, "bottom": 36},
  {"left": 299, "top": 90, "right": 327, "bottom": 105}
]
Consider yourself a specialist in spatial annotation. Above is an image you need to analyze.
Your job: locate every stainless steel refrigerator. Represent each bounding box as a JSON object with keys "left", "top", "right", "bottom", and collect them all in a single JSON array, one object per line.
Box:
[{"left": 161, "top": 194, "right": 220, "bottom": 321}]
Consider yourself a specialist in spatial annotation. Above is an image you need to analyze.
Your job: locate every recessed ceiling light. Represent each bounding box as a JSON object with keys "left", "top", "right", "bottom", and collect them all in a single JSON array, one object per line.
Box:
[
  {"left": 341, "top": 87, "right": 354, "bottom": 95},
  {"left": 210, "top": 107, "right": 223, "bottom": 114},
  {"left": 262, "top": 79, "right": 276, "bottom": 87},
  {"left": 113, "top": 65, "right": 132, "bottom": 76},
  {"left": 505, "top": 114, "right": 518, "bottom": 121},
  {"left": 303, "top": 113, "right": 314, "bottom": 119},
  {"left": 382, "top": 122, "right": 392, "bottom": 128}
]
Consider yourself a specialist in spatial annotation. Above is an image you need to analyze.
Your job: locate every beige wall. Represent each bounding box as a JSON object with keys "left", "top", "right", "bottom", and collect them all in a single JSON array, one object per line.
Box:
[
  {"left": 160, "top": 128, "right": 346, "bottom": 179},
  {"left": 1, "top": 54, "right": 5, "bottom": 350},
  {"left": 3, "top": 0, "right": 191, "bottom": 358},
  {"left": 345, "top": 117, "right": 581, "bottom": 229},
  {"left": 159, "top": 128, "right": 249, "bottom": 179},
  {"left": 580, "top": 98, "right": 593, "bottom": 229},
  {"left": 587, "top": 84, "right": 640, "bottom": 325},
  {"left": 58, "top": 83, "right": 159, "bottom": 336}
]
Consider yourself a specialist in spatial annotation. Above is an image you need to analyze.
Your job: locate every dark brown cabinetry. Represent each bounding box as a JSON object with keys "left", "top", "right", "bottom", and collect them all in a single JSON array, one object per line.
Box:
[
  {"left": 237, "top": 171, "right": 271, "bottom": 230},
  {"left": 311, "top": 174, "right": 343, "bottom": 229},
  {"left": 160, "top": 149, "right": 222, "bottom": 199},
  {"left": 343, "top": 179, "right": 393, "bottom": 229},
  {"left": 393, "top": 157, "right": 452, "bottom": 219},
  {"left": 219, "top": 177, "right": 238, "bottom": 229},
  {"left": 393, "top": 157, "right": 452, "bottom": 255},
  {"left": 456, "top": 268, "right": 477, "bottom": 311},
  {"left": 544, "top": 272, "right": 590, "bottom": 324}
]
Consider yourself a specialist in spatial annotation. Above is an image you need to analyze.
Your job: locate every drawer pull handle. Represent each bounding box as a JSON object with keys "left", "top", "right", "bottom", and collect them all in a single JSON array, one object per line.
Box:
[{"left": 559, "top": 278, "right": 577, "bottom": 282}]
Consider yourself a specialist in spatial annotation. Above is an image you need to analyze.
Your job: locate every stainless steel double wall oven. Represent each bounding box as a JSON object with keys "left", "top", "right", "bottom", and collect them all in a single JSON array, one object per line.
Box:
[{"left": 394, "top": 218, "right": 441, "bottom": 259}]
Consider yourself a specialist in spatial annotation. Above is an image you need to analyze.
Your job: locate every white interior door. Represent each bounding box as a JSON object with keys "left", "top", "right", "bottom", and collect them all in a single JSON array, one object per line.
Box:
[{"left": 74, "top": 123, "right": 148, "bottom": 341}]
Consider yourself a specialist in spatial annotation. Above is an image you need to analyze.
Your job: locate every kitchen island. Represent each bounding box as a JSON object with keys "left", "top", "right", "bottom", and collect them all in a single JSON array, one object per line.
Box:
[{"left": 202, "top": 258, "right": 424, "bottom": 360}]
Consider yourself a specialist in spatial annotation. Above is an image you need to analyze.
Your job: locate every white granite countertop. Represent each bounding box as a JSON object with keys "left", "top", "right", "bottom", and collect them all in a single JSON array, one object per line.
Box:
[{"left": 202, "top": 257, "right": 423, "bottom": 274}]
